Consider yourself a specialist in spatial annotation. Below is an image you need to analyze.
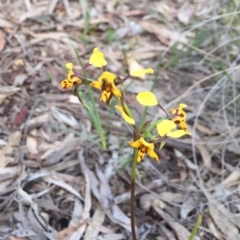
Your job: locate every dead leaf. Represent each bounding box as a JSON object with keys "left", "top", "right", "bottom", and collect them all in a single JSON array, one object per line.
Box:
[
  {"left": 197, "top": 145, "right": 212, "bottom": 170},
  {"left": 206, "top": 218, "right": 223, "bottom": 240},
  {"left": 51, "top": 106, "right": 80, "bottom": 129},
  {"left": 0, "top": 86, "right": 20, "bottom": 94},
  {"left": 0, "top": 86, "right": 20, "bottom": 104},
  {"left": 177, "top": 3, "right": 194, "bottom": 25},
  {"left": 0, "top": 30, "right": 6, "bottom": 52},
  {"left": 13, "top": 74, "right": 28, "bottom": 86},
  {"left": 11, "top": 107, "right": 29, "bottom": 126},
  {"left": 227, "top": 141, "right": 240, "bottom": 155},
  {"left": 154, "top": 207, "right": 201, "bottom": 240},
  {"left": 96, "top": 233, "right": 125, "bottom": 240},
  {"left": 209, "top": 203, "right": 240, "bottom": 240},
  {"left": 27, "top": 130, "right": 38, "bottom": 154},
  {"left": 84, "top": 206, "right": 106, "bottom": 239},
  {"left": 221, "top": 170, "right": 240, "bottom": 187},
  {"left": 160, "top": 224, "right": 177, "bottom": 240},
  {"left": 0, "top": 93, "right": 10, "bottom": 105},
  {"left": 140, "top": 21, "right": 189, "bottom": 46},
  {"left": 140, "top": 194, "right": 165, "bottom": 212},
  {"left": 195, "top": 123, "right": 215, "bottom": 135},
  {"left": 180, "top": 197, "right": 195, "bottom": 220},
  {"left": 160, "top": 192, "right": 184, "bottom": 203},
  {"left": 83, "top": 161, "right": 133, "bottom": 233},
  {"left": 8, "top": 236, "right": 28, "bottom": 240},
  {"left": 11, "top": 229, "right": 36, "bottom": 238},
  {"left": 0, "top": 131, "right": 21, "bottom": 168}
]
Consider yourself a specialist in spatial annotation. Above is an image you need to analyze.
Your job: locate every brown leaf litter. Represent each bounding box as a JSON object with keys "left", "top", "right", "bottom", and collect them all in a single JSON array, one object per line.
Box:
[{"left": 1, "top": 0, "right": 240, "bottom": 239}]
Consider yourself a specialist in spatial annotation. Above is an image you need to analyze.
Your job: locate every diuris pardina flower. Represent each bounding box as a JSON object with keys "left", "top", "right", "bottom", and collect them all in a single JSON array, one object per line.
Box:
[
  {"left": 170, "top": 103, "right": 188, "bottom": 132},
  {"left": 61, "top": 63, "right": 82, "bottom": 89},
  {"left": 89, "top": 48, "right": 107, "bottom": 68},
  {"left": 129, "top": 137, "right": 159, "bottom": 162},
  {"left": 157, "top": 119, "right": 190, "bottom": 138},
  {"left": 90, "top": 71, "right": 122, "bottom": 103}
]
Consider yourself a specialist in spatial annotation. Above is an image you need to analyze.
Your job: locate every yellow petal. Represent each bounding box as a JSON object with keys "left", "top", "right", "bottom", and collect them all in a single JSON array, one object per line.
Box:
[
  {"left": 147, "top": 148, "right": 159, "bottom": 161},
  {"left": 115, "top": 106, "right": 135, "bottom": 125},
  {"left": 61, "top": 79, "right": 73, "bottom": 89},
  {"left": 111, "top": 85, "right": 122, "bottom": 97},
  {"left": 128, "top": 139, "right": 142, "bottom": 148},
  {"left": 65, "top": 62, "right": 73, "bottom": 70},
  {"left": 139, "top": 137, "right": 152, "bottom": 147},
  {"left": 137, "top": 150, "right": 145, "bottom": 162},
  {"left": 90, "top": 81, "right": 102, "bottom": 90},
  {"left": 167, "top": 130, "right": 190, "bottom": 138},
  {"left": 170, "top": 103, "right": 187, "bottom": 116},
  {"left": 100, "top": 91, "right": 111, "bottom": 103},
  {"left": 178, "top": 120, "right": 188, "bottom": 132},
  {"left": 136, "top": 91, "right": 158, "bottom": 106},
  {"left": 179, "top": 103, "right": 187, "bottom": 110},
  {"left": 71, "top": 76, "right": 82, "bottom": 84},
  {"left": 89, "top": 47, "right": 107, "bottom": 68},
  {"left": 130, "top": 68, "right": 154, "bottom": 77},
  {"left": 157, "top": 119, "right": 176, "bottom": 137},
  {"left": 99, "top": 71, "right": 116, "bottom": 84}
]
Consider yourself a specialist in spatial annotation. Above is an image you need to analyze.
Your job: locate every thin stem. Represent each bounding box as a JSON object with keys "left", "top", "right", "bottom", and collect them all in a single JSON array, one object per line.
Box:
[
  {"left": 130, "top": 148, "right": 138, "bottom": 240},
  {"left": 188, "top": 214, "right": 202, "bottom": 240}
]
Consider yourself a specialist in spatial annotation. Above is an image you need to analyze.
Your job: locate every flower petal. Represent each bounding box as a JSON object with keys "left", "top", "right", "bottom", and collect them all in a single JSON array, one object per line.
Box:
[
  {"left": 137, "top": 149, "right": 145, "bottom": 162},
  {"left": 128, "top": 138, "right": 143, "bottom": 148},
  {"left": 157, "top": 119, "right": 176, "bottom": 137},
  {"left": 139, "top": 137, "right": 152, "bottom": 147},
  {"left": 89, "top": 48, "right": 107, "bottom": 68},
  {"left": 100, "top": 91, "right": 111, "bottom": 103},
  {"left": 90, "top": 80, "right": 102, "bottom": 90},
  {"left": 179, "top": 103, "right": 187, "bottom": 111},
  {"left": 178, "top": 120, "right": 188, "bottom": 132},
  {"left": 111, "top": 84, "right": 122, "bottom": 97},
  {"left": 170, "top": 103, "right": 187, "bottom": 117},
  {"left": 147, "top": 148, "right": 159, "bottom": 161},
  {"left": 136, "top": 91, "right": 158, "bottom": 106},
  {"left": 99, "top": 71, "right": 116, "bottom": 84},
  {"left": 130, "top": 68, "right": 154, "bottom": 77},
  {"left": 167, "top": 130, "right": 190, "bottom": 138},
  {"left": 65, "top": 62, "right": 73, "bottom": 70},
  {"left": 115, "top": 106, "right": 135, "bottom": 125},
  {"left": 61, "top": 79, "right": 73, "bottom": 89}
]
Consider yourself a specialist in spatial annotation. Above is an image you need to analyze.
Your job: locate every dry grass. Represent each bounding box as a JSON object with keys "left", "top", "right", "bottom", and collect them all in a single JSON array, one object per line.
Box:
[{"left": 1, "top": 0, "right": 240, "bottom": 239}]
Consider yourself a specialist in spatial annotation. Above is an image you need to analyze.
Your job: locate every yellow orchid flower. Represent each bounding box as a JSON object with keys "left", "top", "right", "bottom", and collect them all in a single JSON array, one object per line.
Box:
[
  {"left": 136, "top": 91, "right": 158, "bottom": 106},
  {"left": 89, "top": 48, "right": 107, "bottom": 68},
  {"left": 170, "top": 103, "right": 188, "bottom": 132},
  {"left": 61, "top": 62, "right": 82, "bottom": 89},
  {"left": 90, "top": 71, "right": 122, "bottom": 103},
  {"left": 130, "top": 68, "right": 154, "bottom": 77},
  {"left": 129, "top": 137, "right": 159, "bottom": 162},
  {"left": 115, "top": 106, "right": 135, "bottom": 125},
  {"left": 157, "top": 119, "right": 190, "bottom": 138}
]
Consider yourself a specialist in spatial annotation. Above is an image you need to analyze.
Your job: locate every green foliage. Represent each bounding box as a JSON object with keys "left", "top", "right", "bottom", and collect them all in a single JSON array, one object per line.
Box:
[
  {"left": 188, "top": 214, "right": 202, "bottom": 240},
  {"left": 106, "top": 28, "right": 115, "bottom": 44}
]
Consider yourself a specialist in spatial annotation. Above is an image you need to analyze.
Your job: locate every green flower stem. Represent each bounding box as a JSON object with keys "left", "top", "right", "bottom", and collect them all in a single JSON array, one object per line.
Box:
[
  {"left": 130, "top": 147, "right": 138, "bottom": 240},
  {"left": 188, "top": 214, "right": 202, "bottom": 240}
]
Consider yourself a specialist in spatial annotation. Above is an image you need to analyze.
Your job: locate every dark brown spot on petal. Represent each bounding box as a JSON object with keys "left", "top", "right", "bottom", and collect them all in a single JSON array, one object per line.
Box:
[{"left": 174, "top": 120, "right": 180, "bottom": 124}]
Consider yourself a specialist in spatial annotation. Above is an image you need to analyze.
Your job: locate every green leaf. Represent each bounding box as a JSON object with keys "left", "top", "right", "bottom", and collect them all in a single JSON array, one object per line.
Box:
[
  {"left": 188, "top": 214, "right": 202, "bottom": 240},
  {"left": 159, "top": 138, "right": 168, "bottom": 149}
]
